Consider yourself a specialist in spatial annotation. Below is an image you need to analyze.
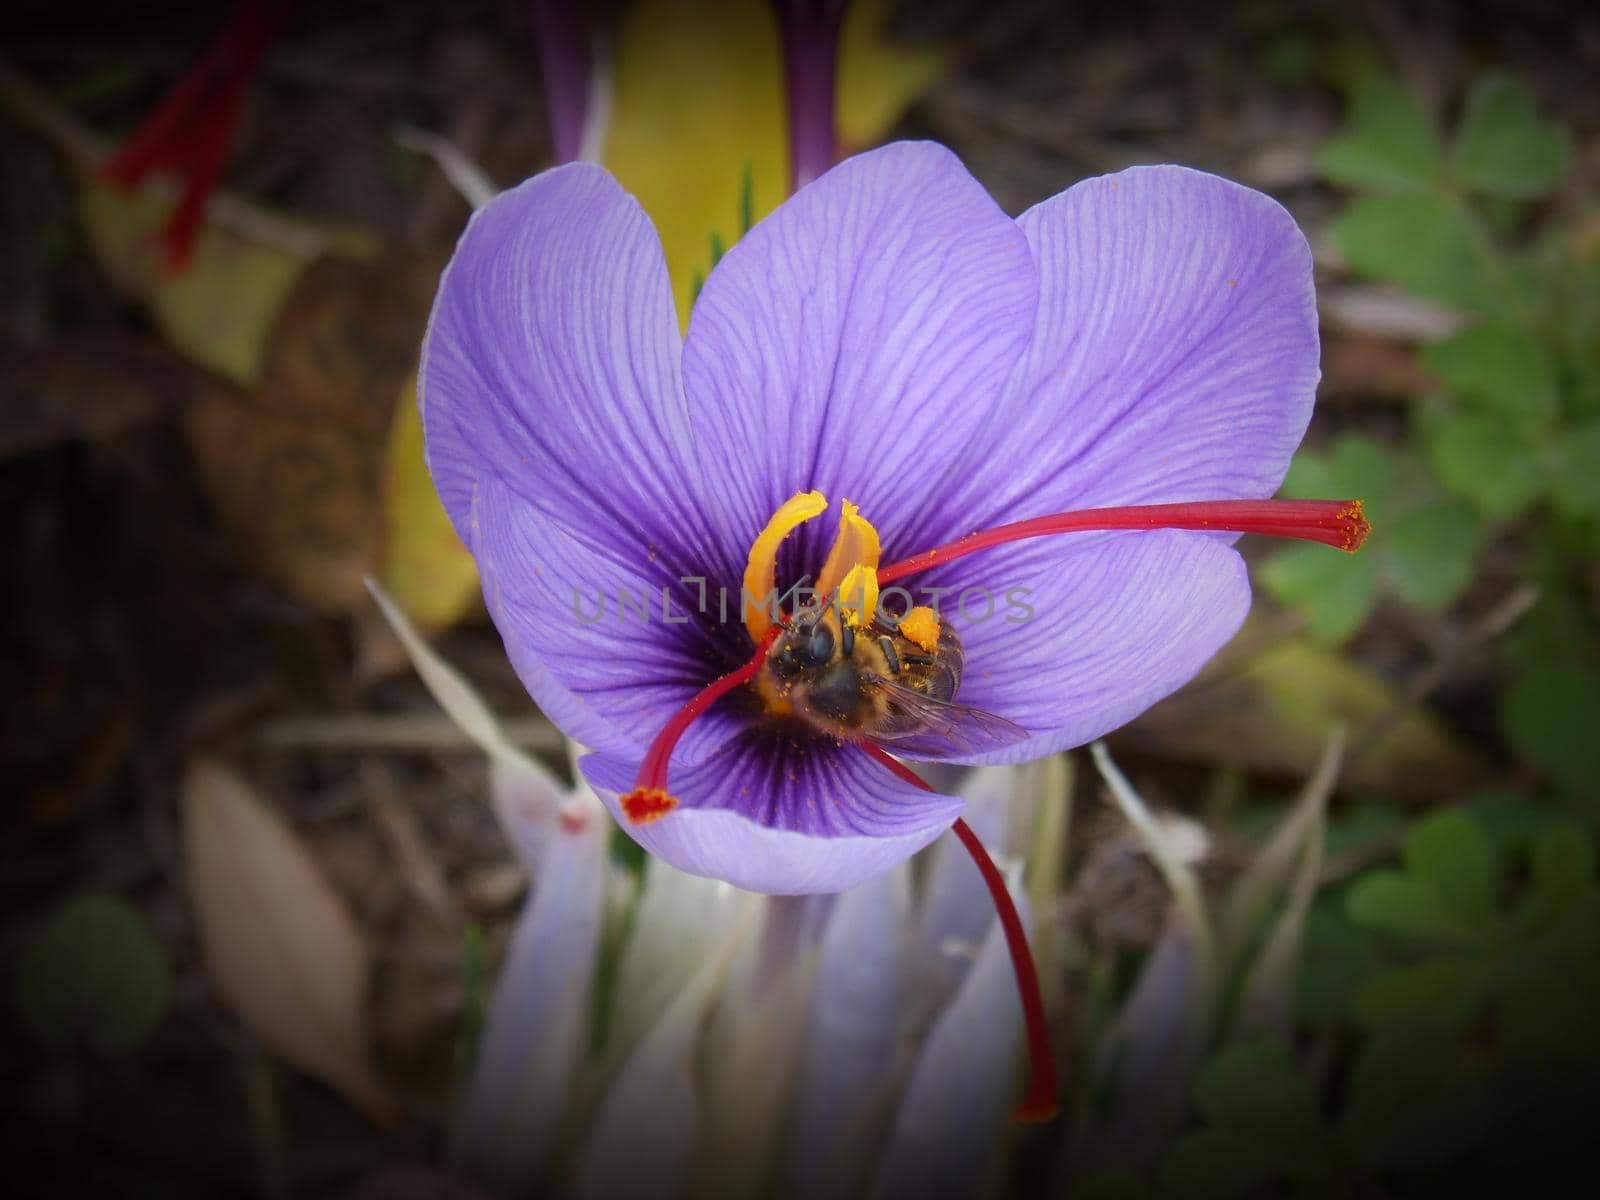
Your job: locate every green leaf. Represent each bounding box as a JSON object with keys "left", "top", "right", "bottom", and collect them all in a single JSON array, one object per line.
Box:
[
  {"left": 1346, "top": 873, "right": 1488, "bottom": 949},
  {"left": 1383, "top": 500, "right": 1483, "bottom": 609},
  {"left": 1296, "top": 900, "right": 1387, "bottom": 1025},
  {"left": 1504, "top": 658, "right": 1600, "bottom": 799},
  {"left": 1161, "top": 1129, "right": 1285, "bottom": 1200},
  {"left": 1346, "top": 811, "right": 1505, "bottom": 947},
  {"left": 1451, "top": 74, "right": 1573, "bottom": 198},
  {"left": 1260, "top": 542, "right": 1378, "bottom": 643},
  {"left": 1192, "top": 1040, "right": 1327, "bottom": 1152},
  {"left": 1166, "top": 1042, "right": 1345, "bottom": 1196},
  {"left": 1403, "top": 812, "right": 1498, "bottom": 928},
  {"left": 1318, "top": 73, "right": 1441, "bottom": 192},
  {"left": 1332, "top": 194, "right": 1490, "bottom": 309},
  {"left": 1546, "top": 421, "right": 1600, "bottom": 518},
  {"left": 1420, "top": 324, "right": 1560, "bottom": 428},
  {"left": 1462, "top": 789, "right": 1563, "bottom": 857},
  {"left": 15, "top": 893, "right": 172, "bottom": 1055},
  {"left": 1354, "top": 955, "right": 1494, "bottom": 1029},
  {"left": 1282, "top": 435, "right": 1392, "bottom": 503},
  {"left": 1424, "top": 411, "right": 1545, "bottom": 519},
  {"left": 1323, "top": 803, "right": 1408, "bottom": 862},
  {"left": 1340, "top": 1023, "right": 1490, "bottom": 1170},
  {"left": 1527, "top": 824, "right": 1596, "bottom": 910}
]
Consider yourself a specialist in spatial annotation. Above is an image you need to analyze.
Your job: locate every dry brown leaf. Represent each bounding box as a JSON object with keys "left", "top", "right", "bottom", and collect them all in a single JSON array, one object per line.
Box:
[
  {"left": 181, "top": 757, "right": 397, "bottom": 1125},
  {"left": 182, "top": 252, "right": 442, "bottom": 614},
  {"left": 1119, "top": 637, "right": 1487, "bottom": 800}
]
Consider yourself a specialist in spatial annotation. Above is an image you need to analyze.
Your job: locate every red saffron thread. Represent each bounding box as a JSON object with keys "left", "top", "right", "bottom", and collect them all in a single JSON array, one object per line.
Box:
[
  {"left": 102, "top": 0, "right": 290, "bottom": 271},
  {"left": 857, "top": 742, "right": 1058, "bottom": 1121},
  {"left": 879, "top": 498, "right": 1369, "bottom": 584},
  {"left": 620, "top": 624, "right": 784, "bottom": 820}
]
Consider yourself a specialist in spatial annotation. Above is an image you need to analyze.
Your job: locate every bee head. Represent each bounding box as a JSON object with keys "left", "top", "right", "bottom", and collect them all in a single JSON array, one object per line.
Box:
[{"left": 770, "top": 611, "right": 838, "bottom": 678}]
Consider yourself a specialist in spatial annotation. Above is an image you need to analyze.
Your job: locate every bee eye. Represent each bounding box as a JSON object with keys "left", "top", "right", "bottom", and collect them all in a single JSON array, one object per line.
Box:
[{"left": 802, "top": 624, "right": 835, "bottom": 666}]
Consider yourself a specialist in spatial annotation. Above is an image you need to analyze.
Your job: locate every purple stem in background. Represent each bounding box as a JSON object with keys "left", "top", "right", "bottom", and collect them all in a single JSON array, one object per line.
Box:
[
  {"left": 772, "top": 0, "right": 846, "bottom": 190},
  {"left": 531, "top": 0, "right": 590, "bottom": 163}
]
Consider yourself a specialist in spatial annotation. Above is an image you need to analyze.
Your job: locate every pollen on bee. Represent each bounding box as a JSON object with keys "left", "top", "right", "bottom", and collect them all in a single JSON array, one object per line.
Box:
[
  {"left": 621, "top": 787, "right": 677, "bottom": 824},
  {"left": 899, "top": 606, "right": 940, "bottom": 653}
]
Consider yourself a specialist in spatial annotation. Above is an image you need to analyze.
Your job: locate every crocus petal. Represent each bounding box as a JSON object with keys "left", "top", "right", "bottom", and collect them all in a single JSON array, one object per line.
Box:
[
  {"left": 915, "top": 767, "right": 1018, "bottom": 997},
  {"left": 920, "top": 529, "right": 1250, "bottom": 764},
  {"left": 786, "top": 867, "right": 912, "bottom": 1200},
  {"left": 1093, "top": 911, "right": 1207, "bottom": 1169},
  {"left": 422, "top": 161, "right": 740, "bottom": 599},
  {"left": 573, "top": 906, "right": 753, "bottom": 1200},
  {"left": 473, "top": 476, "right": 742, "bottom": 761},
  {"left": 681, "top": 140, "right": 1038, "bottom": 569},
  {"left": 607, "top": 859, "right": 758, "bottom": 1067},
  {"left": 947, "top": 164, "right": 1317, "bottom": 524},
  {"left": 452, "top": 796, "right": 607, "bottom": 1191},
  {"left": 869, "top": 889, "right": 1026, "bottom": 1200},
  {"left": 582, "top": 739, "right": 962, "bottom": 894}
]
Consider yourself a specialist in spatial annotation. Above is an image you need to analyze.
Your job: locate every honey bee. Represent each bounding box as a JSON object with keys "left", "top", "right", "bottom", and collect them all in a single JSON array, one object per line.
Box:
[{"left": 758, "top": 603, "right": 1026, "bottom": 752}]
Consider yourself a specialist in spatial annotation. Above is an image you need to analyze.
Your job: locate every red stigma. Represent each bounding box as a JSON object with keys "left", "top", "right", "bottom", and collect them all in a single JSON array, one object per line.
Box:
[
  {"left": 858, "top": 743, "right": 1059, "bottom": 1122},
  {"left": 878, "top": 498, "right": 1371, "bottom": 584},
  {"left": 102, "top": 0, "right": 291, "bottom": 270},
  {"left": 620, "top": 625, "right": 783, "bottom": 821}
]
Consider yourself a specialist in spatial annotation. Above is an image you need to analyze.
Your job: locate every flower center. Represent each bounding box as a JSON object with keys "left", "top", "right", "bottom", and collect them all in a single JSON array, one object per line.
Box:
[
  {"left": 620, "top": 490, "right": 1371, "bottom": 824},
  {"left": 739, "top": 491, "right": 883, "bottom": 643}
]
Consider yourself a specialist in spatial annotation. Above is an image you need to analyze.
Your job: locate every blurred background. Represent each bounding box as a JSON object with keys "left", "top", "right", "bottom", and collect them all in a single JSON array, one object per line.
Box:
[{"left": 2, "top": 1, "right": 1597, "bottom": 1197}]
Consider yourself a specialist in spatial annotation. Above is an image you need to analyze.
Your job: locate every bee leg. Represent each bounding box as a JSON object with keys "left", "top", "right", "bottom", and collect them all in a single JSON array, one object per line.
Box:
[
  {"left": 840, "top": 623, "right": 855, "bottom": 657},
  {"left": 902, "top": 653, "right": 936, "bottom": 666},
  {"left": 877, "top": 635, "right": 902, "bottom": 675}
]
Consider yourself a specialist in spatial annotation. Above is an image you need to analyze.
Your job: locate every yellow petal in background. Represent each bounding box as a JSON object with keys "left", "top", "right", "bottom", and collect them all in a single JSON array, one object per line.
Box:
[
  {"left": 602, "top": 0, "right": 788, "bottom": 329},
  {"left": 79, "top": 179, "right": 305, "bottom": 386},
  {"left": 837, "top": 0, "right": 947, "bottom": 152},
  {"left": 379, "top": 380, "right": 481, "bottom": 629},
  {"left": 603, "top": 0, "right": 947, "bottom": 329}
]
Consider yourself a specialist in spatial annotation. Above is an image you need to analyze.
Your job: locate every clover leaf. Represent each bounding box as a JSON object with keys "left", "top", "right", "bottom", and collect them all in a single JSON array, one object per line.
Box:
[
  {"left": 1161, "top": 1041, "right": 1343, "bottom": 1200},
  {"left": 1450, "top": 75, "right": 1574, "bottom": 199},
  {"left": 1316, "top": 72, "right": 1441, "bottom": 192},
  {"left": 1420, "top": 324, "right": 1560, "bottom": 432},
  {"left": 1264, "top": 436, "right": 1483, "bottom": 641},
  {"left": 15, "top": 893, "right": 172, "bottom": 1055},
  {"left": 1164, "top": 1031, "right": 1491, "bottom": 1196},
  {"left": 1331, "top": 193, "right": 1491, "bottom": 311},
  {"left": 1345, "top": 811, "right": 1600, "bottom": 1057}
]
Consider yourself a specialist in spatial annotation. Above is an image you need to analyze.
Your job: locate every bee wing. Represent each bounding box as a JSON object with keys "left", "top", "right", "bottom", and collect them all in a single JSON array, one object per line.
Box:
[{"left": 865, "top": 675, "right": 1030, "bottom": 756}]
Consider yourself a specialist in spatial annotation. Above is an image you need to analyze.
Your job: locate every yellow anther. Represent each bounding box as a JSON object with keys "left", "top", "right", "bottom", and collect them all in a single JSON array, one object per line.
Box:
[
  {"left": 815, "top": 499, "right": 881, "bottom": 620},
  {"left": 837, "top": 563, "right": 880, "bottom": 629},
  {"left": 743, "top": 490, "right": 828, "bottom": 641},
  {"left": 899, "top": 606, "right": 940, "bottom": 653}
]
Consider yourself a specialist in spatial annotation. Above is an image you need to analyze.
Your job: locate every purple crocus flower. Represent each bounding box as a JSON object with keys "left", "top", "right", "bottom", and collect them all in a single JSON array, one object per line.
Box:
[
  {"left": 421, "top": 140, "right": 1374, "bottom": 1121},
  {"left": 421, "top": 139, "right": 1364, "bottom": 906}
]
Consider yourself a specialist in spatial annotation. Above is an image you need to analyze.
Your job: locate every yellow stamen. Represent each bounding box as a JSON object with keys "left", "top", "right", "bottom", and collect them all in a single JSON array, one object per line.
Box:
[
  {"left": 816, "top": 501, "right": 882, "bottom": 628},
  {"left": 743, "top": 490, "right": 828, "bottom": 641},
  {"left": 837, "top": 563, "right": 880, "bottom": 628},
  {"left": 899, "top": 606, "right": 940, "bottom": 653}
]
